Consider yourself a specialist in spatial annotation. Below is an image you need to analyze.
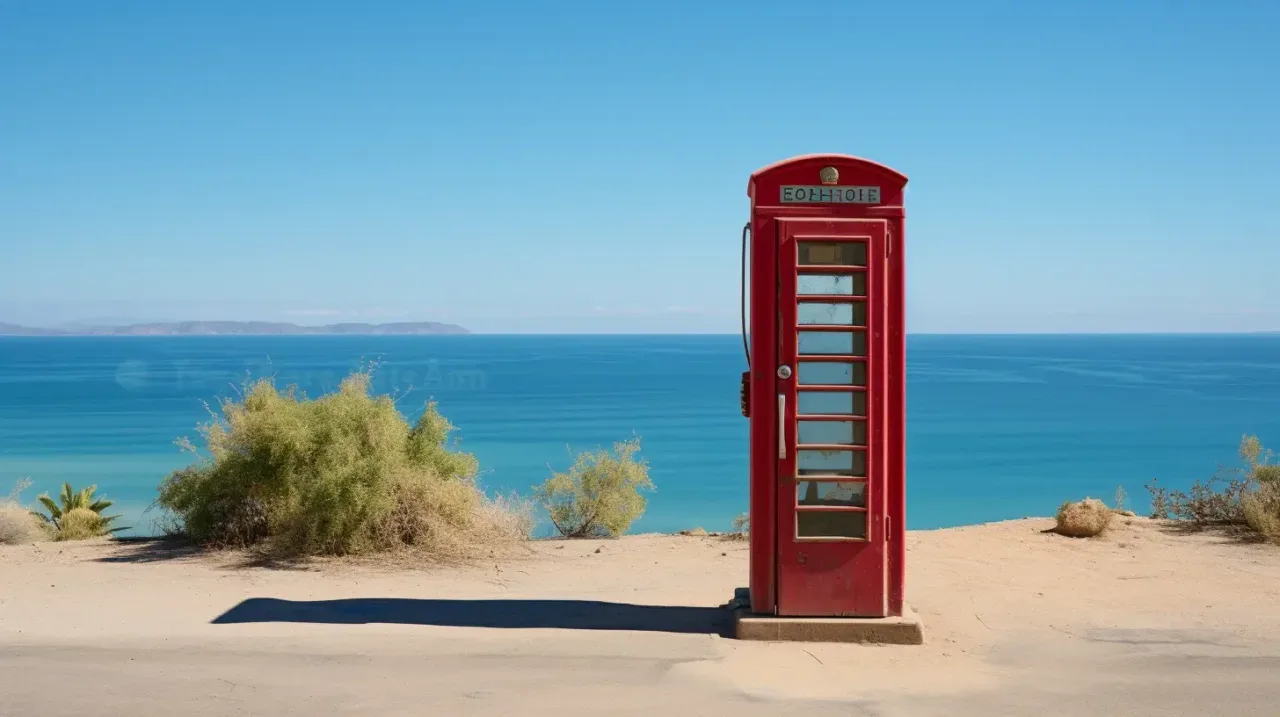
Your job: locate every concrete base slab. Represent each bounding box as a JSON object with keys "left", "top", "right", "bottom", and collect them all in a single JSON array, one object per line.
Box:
[{"left": 727, "top": 588, "right": 925, "bottom": 645}]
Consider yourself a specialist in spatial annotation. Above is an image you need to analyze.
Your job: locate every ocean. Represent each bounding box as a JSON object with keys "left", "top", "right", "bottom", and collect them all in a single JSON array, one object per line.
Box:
[{"left": 1, "top": 334, "right": 1277, "bottom": 537}]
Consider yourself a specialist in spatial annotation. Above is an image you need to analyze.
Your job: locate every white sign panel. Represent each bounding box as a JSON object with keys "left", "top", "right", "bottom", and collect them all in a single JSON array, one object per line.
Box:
[{"left": 781, "top": 185, "right": 881, "bottom": 204}]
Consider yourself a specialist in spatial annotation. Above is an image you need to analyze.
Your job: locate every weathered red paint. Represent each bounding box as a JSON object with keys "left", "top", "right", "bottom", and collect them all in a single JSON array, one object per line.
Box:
[{"left": 745, "top": 155, "right": 907, "bottom": 618}]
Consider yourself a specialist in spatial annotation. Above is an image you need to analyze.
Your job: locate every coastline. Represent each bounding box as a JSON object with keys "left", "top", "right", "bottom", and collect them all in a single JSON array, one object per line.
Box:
[{"left": 5, "top": 333, "right": 1280, "bottom": 541}]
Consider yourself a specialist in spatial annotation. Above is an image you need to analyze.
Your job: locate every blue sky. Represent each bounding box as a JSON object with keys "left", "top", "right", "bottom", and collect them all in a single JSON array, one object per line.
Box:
[{"left": 1, "top": 0, "right": 1277, "bottom": 333}]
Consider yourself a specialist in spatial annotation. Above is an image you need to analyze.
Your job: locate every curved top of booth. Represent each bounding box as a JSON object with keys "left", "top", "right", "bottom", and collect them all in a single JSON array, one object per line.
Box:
[{"left": 747, "top": 154, "right": 908, "bottom": 199}]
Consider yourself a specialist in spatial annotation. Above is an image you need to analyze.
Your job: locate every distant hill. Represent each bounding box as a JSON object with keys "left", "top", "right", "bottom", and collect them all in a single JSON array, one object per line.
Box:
[
  {"left": 0, "top": 321, "right": 470, "bottom": 336},
  {"left": 0, "top": 322, "right": 56, "bottom": 336}
]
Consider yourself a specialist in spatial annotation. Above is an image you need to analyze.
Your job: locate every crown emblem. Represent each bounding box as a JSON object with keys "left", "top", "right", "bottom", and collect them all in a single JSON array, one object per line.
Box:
[{"left": 819, "top": 166, "right": 839, "bottom": 185}]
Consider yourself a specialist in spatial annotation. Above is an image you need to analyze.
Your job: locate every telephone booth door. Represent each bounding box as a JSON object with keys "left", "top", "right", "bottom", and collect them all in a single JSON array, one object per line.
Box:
[{"left": 775, "top": 217, "right": 889, "bottom": 618}]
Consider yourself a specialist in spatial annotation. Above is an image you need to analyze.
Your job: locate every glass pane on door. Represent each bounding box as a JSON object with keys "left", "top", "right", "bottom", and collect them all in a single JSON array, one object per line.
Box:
[
  {"left": 798, "top": 242, "right": 867, "bottom": 267},
  {"left": 798, "top": 361, "right": 866, "bottom": 385},
  {"left": 798, "top": 331, "right": 866, "bottom": 356},
  {"left": 797, "top": 481, "right": 867, "bottom": 507},
  {"left": 797, "top": 449, "right": 867, "bottom": 477},
  {"left": 798, "top": 511, "right": 867, "bottom": 539},
  {"left": 797, "top": 302, "right": 867, "bottom": 326},
  {"left": 797, "top": 420, "right": 866, "bottom": 445},
  {"left": 797, "top": 391, "right": 867, "bottom": 416},
  {"left": 797, "top": 274, "right": 867, "bottom": 296}
]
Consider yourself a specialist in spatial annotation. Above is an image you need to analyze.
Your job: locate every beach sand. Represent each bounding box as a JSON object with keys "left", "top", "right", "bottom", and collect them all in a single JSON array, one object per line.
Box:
[{"left": 3, "top": 517, "right": 1280, "bottom": 716}]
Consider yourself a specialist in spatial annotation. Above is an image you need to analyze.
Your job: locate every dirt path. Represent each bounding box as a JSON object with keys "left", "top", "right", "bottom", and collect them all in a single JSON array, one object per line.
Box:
[{"left": 2, "top": 517, "right": 1279, "bottom": 716}]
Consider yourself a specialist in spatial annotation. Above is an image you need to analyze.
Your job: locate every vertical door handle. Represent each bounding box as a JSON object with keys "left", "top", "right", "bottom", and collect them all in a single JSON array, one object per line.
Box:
[{"left": 777, "top": 393, "right": 787, "bottom": 459}]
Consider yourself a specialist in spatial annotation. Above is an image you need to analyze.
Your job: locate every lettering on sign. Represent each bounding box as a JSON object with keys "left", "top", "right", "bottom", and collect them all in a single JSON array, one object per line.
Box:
[{"left": 780, "top": 185, "right": 881, "bottom": 204}]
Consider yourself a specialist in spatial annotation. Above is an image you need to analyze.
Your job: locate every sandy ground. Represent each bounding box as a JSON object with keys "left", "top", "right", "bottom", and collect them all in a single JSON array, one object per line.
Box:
[{"left": 3, "top": 517, "right": 1280, "bottom": 716}]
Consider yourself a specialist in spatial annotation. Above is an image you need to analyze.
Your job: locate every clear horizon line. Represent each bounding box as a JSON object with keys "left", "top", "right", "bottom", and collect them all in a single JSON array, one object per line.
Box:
[{"left": 4, "top": 330, "right": 1279, "bottom": 337}]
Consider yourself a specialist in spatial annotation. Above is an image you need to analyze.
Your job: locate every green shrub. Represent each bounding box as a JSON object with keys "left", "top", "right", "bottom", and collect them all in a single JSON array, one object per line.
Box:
[
  {"left": 1146, "top": 435, "right": 1274, "bottom": 527},
  {"left": 156, "top": 371, "right": 532, "bottom": 558},
  {"left": 1, "top": 478, "right": 50, "bottom": 545},
  {"left": 56, "top": 508, "right": 110, "bottom": 541},
  {"left": 31, "top": 482, "right": 126, "bottom": 540},
  {"left": 536, "top": 437, "right": 653, "bottom": 538}
]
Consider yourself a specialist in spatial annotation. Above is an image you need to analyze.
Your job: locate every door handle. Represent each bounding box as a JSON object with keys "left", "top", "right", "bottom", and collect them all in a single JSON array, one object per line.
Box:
[{"left": 778, "top": 393, "right": 787, "bottom": 459}]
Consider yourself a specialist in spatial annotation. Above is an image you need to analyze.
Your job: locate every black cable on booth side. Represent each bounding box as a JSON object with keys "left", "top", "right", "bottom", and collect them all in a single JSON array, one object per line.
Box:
[{"left": 740, "top": 222, "right": 750, "bottom": 368}]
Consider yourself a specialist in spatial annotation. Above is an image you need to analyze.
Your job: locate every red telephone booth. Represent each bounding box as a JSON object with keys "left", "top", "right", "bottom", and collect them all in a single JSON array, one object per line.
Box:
[{"left": 743, "top": 154, "right": 907, "bottom": 618}]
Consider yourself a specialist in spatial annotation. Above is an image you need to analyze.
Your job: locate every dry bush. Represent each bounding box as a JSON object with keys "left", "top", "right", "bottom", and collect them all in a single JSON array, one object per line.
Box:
[
  {"left": 1242, "top": 460, "right": 1280, "bottom": 540},
  {"left": 1146, "top": 474, "right": 1252, "bottom": 525},
  {"left": 724, "top": 512, "right": 749, "bottom": 541},
  {"left": 536, "top": 437, "right": 653, "bottom": 538},
  {"left": 1054, "top": 497, "right": 1114, "bottom": 538},
  {"left": 0, "top": 504, "right": 48, "bottom": 544},
  {"left": 1, "top": 481, "right": 45, "bottom": 545},
  {"left": 1243, "top": 486, "right": 1280, "bottom": 540},
  {"left": 1147, "top": 435, "right": 1279, "bottom": 535},
  {"left": 1112, "top": 485, "right": 1137, "bottom": 517},
  {"left": 0, "top": 478, "right": 50, "bottom": 545},
  {"left": 156, "top": 370, "right": 532, "bottom": 560}
]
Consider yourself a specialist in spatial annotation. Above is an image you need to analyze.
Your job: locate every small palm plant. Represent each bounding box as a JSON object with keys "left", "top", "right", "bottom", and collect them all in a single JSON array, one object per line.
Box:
[{"left": 31, "top": 483, "right": 128, "bottom": 540}]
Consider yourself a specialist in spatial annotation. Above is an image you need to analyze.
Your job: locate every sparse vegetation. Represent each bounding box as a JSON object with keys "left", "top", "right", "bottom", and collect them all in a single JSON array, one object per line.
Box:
[
  {"left": 726, "top": 512, "right": 749, "bottom": 541},
  {"left": 0, "top": 478, "right": 50, "bottom": 545},
  {"left": 1054, "top": 497, "right": 1113, "bottom": 538},
  {"left": 1243, "top": 486, "right": 1280, "bottom": 540},
  {"left": 31, "top": 482, "right": 126, "bottom": 540},
  {"left": 1146, "top": 435, "right": 1280, "bottom": 539},
  {"left": 536, "top": 437, "right": 653, "bottom": 538},
  {"left": 155, "top": 370, "right": 533, "bottom": 559},
  {"left": 1112, "top": 485, "right": 1137, "bottom": 517},
  {"left": 1243, "top": 458, "right": 1280, "bottom": 542}
]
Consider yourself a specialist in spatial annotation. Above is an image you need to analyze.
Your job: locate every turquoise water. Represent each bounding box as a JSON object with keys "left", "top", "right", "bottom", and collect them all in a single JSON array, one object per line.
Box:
[{"left": 2, "top": 334, "right": 1278, "bottom": 536}]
